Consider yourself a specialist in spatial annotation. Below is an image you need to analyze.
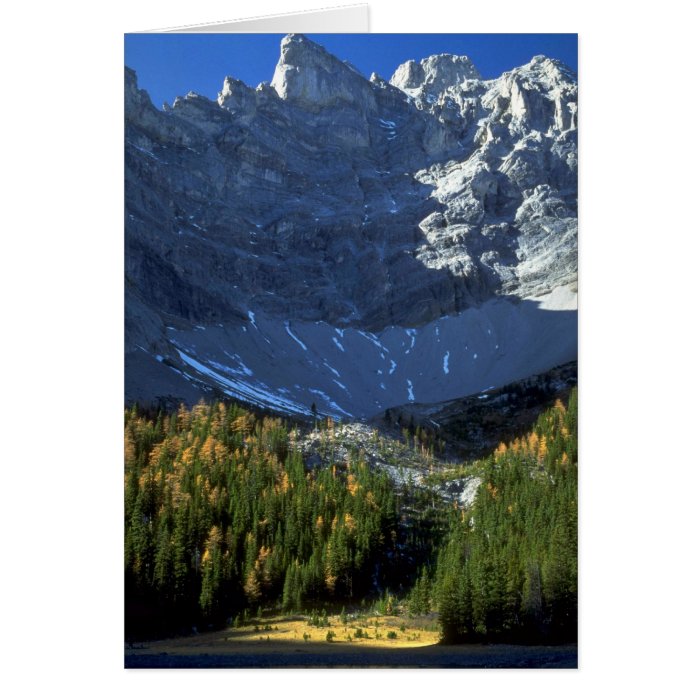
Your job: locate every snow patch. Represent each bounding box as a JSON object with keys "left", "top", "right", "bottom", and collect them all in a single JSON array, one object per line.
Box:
[
  {"left": 407, "top": 379, "right": 415, "bottom": 402},
  {"left": 309, "top": 388, "right": 331, "bottom": 401},
  {"left": 328, "top": 401, "right": 353, "bottom": 418},
  {"left": 210, "top": 359, "right": 253, "bottom": 378},
  {"left": 222, "top": 351, "right": 254, "bottom": 377},
  {"left": 405, "top": 329, "right": 416, "bottom": 354},
  {"left": 128, "top": 141, "right": 167, "bottom": 163},
  {"left": 443, "top": 351, "right": 450, "bottom": 375},
  {"left": 284, "top": 322, "right": 308, "bottom": 351},
  {"left": 358, "top": 331, "right": 389, "bottom": 354},
  {"left": 323, "top": 361, "right": 340, "bottom": 378},
  {"left": 175, "top": 349, "right": 311, "bottom": 416},
  {"left": 332, "top": 337, "right": 346, "bottom": 353}
]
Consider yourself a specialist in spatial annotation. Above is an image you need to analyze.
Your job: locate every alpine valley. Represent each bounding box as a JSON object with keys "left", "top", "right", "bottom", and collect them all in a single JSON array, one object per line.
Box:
[{"left": 124, "top": 34, "right": 578, "bottom": 667}]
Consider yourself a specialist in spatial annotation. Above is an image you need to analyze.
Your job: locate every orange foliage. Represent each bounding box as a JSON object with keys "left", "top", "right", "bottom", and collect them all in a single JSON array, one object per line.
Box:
[
  {"left": 243, "top": 567, "right": 261, "bottom": 602},
  {"left": 179, "top": 445, "right": 197, "bottom": 468},
  {"left": 192, "top": 400, "right": 208, "bottom": 422},
  {"left": 124, "top": 434, "right": 136, "bottom": 466},
  {"left": 278, "top": 471, "right": 290, "bottom": 494},
  {"left": 177, "top": 404, "right": 191, "bottom": 431},
  {"left": 148, "top": 443, "right": 164, "bottom": 467},
  {"left": 232, "top": 415, "right": 254, "bottom": 436},
  {"left": 528, "top": 431, "right": 539, "bottom": 454}
]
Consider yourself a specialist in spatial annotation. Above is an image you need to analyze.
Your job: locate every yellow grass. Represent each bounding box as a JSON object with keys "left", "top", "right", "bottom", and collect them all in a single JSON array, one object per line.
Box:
[
  {"left": 231, "top": 614, "right": 438, "bottom": 648},
  {"left": 135, "top": 613, "right": 441, "bottom": 656}
]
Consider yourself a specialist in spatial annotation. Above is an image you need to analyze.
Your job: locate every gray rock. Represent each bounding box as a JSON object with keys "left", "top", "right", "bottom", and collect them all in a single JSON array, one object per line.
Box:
[{"left": 125, "top": 34, "right": 577, "bottom": 415}]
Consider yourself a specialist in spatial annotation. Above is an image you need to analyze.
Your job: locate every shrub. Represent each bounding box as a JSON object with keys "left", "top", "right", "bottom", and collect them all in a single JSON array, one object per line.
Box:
[
  {"left": 387, "top": 630, "right": 398, "bottom": 639},
  {"left": 326, "top": 630, "right": 336, "bottom": 642}
]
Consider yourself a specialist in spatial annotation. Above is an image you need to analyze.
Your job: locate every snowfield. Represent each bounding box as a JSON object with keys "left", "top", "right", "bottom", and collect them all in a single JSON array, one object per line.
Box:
[{"left": 151, "top": 286, "right": 576, "bottom": 419}]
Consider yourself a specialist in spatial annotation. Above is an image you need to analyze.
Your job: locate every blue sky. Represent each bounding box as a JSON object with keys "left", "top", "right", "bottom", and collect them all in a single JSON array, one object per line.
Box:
[{"left": 125, "top": 33, "right": 577, "bottom": 109}]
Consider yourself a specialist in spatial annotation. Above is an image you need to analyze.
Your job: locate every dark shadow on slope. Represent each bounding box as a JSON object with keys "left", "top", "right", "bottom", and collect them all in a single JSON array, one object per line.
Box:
[
  {"left": 124, "top": 636, "right": 577, "bottom": 669},
  {"left": 375, "top": 361, "right": 578, "bottom": 461}
]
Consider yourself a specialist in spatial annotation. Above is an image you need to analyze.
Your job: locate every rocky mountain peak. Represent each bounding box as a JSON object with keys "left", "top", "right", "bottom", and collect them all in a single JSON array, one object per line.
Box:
[
  {"left": 526, "top": 55, "right": 576, "bottom": 80},
  {"left": 217, "top": 76, "right": 257, "bottom": 115},
  {"left": 482, "top": 55, "right": 578, "bottom": 135},
  {"left": 125, "top": 37, "right": 577, "bottom": 418},
  {"left": 390, "top": 53, "right": 482, "bottom": 94},
  {"left": 270, "top": 33, "right": 374, "bottom": 110}
]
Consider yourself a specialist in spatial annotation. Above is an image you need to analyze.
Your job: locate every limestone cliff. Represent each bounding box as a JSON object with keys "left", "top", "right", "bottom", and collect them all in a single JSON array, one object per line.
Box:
[{"left": 125, "top": 35, "right": 577, "bottom": 417}]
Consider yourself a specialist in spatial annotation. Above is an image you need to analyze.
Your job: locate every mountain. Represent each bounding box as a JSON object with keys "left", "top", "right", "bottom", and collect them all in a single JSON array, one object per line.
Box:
[{"left": 125, "top": 34, "right": 577, "bottom": 418}]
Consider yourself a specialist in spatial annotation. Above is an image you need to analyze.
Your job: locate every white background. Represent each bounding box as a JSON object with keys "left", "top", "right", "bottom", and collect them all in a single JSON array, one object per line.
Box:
[{"left": 2, "top": 1, "right": 699, "bottom": 697}]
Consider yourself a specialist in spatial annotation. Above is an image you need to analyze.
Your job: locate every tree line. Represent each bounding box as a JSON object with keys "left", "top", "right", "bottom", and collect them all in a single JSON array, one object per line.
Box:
[
  {"left": 125, "top": 402, "right": 443, "bottom": 639},
  {"left": 125, "top": 390, "right": 577, "bottom": 643},
  {"left": 425, "top": 389, "right": 577, "bottom": 643}
]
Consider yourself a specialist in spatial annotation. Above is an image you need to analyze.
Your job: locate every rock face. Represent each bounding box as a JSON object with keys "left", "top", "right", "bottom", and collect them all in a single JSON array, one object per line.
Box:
[
  {"left": 390, "top": 53, "right": 482, "bottom": 94},
  {"left": 125, "top": 34, "right": 577, "bottom": 417}
]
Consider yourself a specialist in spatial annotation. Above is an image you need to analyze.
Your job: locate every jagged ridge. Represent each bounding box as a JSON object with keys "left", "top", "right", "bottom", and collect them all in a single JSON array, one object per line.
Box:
[{"left": 125, "top": 34, "right": 577, "bottom": 416}]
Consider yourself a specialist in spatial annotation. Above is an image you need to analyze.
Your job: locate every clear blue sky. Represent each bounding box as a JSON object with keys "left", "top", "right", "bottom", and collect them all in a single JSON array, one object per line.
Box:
[{"left": 125, "top": 33, "right": 577, "bottom": 109}]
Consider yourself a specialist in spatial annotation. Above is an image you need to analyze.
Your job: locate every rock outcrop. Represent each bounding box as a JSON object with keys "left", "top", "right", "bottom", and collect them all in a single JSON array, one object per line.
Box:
[{"left": 125, "top": 34, "right": 577, "bottom": 416}]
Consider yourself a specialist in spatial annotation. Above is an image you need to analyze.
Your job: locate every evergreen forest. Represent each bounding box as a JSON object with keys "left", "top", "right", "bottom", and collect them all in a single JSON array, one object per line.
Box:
[{"left": 124, "top": 389, "right": 577, "bottom": 644}]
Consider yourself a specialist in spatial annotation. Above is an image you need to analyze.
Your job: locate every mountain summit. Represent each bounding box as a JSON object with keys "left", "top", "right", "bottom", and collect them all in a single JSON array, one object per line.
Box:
[
  {"left": 271, "top": 33, "right": 373, "bottom": 109},
  {"left": 125, "top": 34, "right": 577, "bottom": 418}
]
